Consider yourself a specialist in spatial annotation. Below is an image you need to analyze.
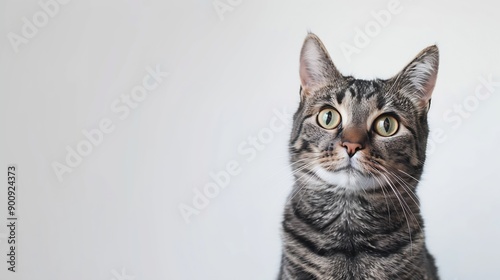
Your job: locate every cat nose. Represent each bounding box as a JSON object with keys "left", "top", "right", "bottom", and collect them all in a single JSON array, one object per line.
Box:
[
  {"left": 340, "top": 127, "right": 367, "bottom": 157},
  {"left": 341, "top": 142, "right": 363, "bottom": 157}
]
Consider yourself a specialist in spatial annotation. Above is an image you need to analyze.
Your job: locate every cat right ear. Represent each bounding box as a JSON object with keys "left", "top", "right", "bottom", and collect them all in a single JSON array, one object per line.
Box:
[
  {"left": 299, "top": 33, "right": 342, "bottom": 96},
  {"left": 390, "top": 45, "right": 439, "bottom": 111}
]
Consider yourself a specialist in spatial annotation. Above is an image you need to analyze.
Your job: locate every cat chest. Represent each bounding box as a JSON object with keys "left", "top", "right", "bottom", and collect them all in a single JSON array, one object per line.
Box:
[{"left": 292, "top": 203, "right": 412, "bottom": 257}]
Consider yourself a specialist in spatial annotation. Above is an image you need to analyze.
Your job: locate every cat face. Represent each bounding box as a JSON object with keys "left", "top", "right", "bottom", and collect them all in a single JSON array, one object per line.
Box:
[{"left": 290, "top": 34, "right": 439, "bottom": 191}]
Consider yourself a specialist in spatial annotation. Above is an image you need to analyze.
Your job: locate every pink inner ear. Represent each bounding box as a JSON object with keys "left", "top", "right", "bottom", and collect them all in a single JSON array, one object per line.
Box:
[
  {"left": 416, "top": 66, "right": 438, "bottom": 109},
  {"left": 299, "top": 41, "right": 326, "bottom": 91},
  {"left": 422, "top": 71, "right": 437, "bottom": 101},
  {"left": 298, "top": 34, "right": 340, "bottom": 93},
  {"left": 299, "top": 59, "right": 311, "bottom": 90},
  {"left": 400, "top": 45, "right": 439, "bottom": 109}
]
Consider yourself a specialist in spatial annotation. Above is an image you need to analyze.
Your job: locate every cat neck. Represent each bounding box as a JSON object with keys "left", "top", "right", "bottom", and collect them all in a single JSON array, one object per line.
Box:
[{"left": 288, "top": 182, "right": 423, "bottom": 234}]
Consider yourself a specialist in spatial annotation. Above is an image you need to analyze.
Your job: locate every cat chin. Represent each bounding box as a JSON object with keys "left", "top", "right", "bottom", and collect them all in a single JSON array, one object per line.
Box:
[{"left": 314, "top": 166, "right": 379, "bottom": 191}]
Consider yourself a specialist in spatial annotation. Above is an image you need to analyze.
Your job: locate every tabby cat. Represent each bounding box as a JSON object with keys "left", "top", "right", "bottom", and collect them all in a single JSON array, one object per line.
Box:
[{"left": 278, "top": 33, "right": 439, "bottom": 280}]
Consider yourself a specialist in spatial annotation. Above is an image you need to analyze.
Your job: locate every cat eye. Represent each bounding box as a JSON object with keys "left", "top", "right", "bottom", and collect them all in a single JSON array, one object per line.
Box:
[
  {"left": 373, "top": 115, "right": 399, "bottom": 137},
  {"left": 317, "top": 108, "right": 341, "bottom": 130}
]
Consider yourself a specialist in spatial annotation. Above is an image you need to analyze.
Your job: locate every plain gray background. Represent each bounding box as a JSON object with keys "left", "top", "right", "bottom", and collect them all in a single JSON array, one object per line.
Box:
[{"left": 1, "top": 0, "right": 499, "bottom": 279}]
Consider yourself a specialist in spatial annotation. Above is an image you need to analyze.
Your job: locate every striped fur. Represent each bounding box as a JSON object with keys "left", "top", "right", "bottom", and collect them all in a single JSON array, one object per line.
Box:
[{"left": 278, "top": 34, "right": 439, "bottom": 280}]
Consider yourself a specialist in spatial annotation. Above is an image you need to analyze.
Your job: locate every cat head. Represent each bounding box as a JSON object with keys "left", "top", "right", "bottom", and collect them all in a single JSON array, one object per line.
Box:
[{"left": 290, "top": 33, "right": 439, "bottom": 191}]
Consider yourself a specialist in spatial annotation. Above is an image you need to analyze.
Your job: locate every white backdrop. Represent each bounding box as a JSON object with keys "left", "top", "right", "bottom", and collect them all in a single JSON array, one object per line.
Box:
[{"left": 1, "top": 0, "right": 499, "bottom": 279}]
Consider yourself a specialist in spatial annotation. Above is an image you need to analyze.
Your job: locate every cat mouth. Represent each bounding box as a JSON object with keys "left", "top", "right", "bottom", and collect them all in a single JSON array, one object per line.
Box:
[
  {"left": 314, "top": 164, "right": 378, "bottom": 190},
  {"left": 334, "top": 165, "right": 363, "bottom": 174}
]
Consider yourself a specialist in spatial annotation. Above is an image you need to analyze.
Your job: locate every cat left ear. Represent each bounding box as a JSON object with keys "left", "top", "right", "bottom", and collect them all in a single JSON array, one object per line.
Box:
[
  {"left": 391, "top": 45, "right": 439, "bottom": 111},
  {"left": 299, "top": 33, "right": 343, "bottom": 96}
]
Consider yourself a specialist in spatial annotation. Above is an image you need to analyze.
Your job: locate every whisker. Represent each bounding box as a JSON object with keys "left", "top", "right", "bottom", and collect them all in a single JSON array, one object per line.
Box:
[
  {"left": 396, "top": 169, "right": 422, "bottom": 184},
  {"left": 379, "top": 171, "right": 414, "bottom": 255},
  {"left": 370, "top": 170, "right": 392, "bottom": 222},
  {"left": 286, "top": 162, "right": 320, "bottom": 203},
  {"left": 387, "top": 171, "right": 420, "bottom": 209}
]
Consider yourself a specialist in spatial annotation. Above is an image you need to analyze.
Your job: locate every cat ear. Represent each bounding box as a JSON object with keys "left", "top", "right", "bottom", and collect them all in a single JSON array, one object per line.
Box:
[
  {"left": 391, "top": 45, "right": 439, "bottom": 111},
  {"left": 299, "top": 33, "right": 343, "bottom": 95}
]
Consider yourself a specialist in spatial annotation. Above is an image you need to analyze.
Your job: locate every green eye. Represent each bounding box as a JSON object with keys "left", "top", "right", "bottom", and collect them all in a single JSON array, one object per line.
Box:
[
  {"left": 317, "top": 108, "right": 341, "bottom": 129},
  {"left": 374, "top": 115, "right": 399, "bottom": 137}
]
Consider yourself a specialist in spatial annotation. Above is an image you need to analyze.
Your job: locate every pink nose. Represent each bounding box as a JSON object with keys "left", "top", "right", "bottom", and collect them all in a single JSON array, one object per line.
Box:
[{"left": 342, "top": 141, "right": 363, "bottom": 157}]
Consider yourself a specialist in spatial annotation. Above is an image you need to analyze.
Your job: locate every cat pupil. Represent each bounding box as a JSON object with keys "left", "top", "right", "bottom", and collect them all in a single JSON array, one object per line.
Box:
[
  {"left": 325, "top": 112, "right": 332, "bottom": 124},
  {"left": 383, "top": 118, "right": 390, "bottom": 132}
]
